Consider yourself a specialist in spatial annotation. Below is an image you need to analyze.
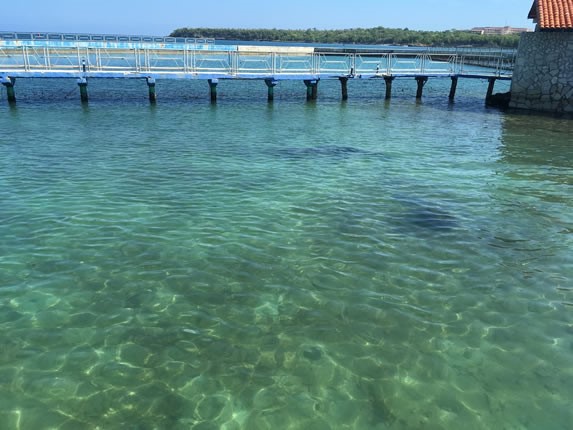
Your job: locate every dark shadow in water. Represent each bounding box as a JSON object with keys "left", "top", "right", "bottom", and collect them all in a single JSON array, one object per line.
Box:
[
  {"left": 7, "top": 103, "right": 19, "bottom": 117},
  {"left": 271, "top": 145, "right": 385, "bottom": 161},
  {"left": 80, "top": 101, "right": 91, "bottom": 115},
  {"left": 499, "top": 113, "right": 573, "bottom": 201},
  {"left": 403, "top": 204, "right": 459, "bottom": 231},
  {"left": 358, "top": 379, "right": 396, "bottom": 426},
  {"left": 500, "top": 113, "right": 573, "bottom": 169},
  {"left": 392, "top": 196, "right": 459, "bottom": 233}
]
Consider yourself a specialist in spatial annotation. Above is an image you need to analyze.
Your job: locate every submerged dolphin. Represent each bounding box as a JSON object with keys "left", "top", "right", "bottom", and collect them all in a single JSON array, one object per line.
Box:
[
  {"left": 392, "top": 196, "right": 459, "bottom": 232},
  {"left": 405, "top": 204, "right": 458, "bottom": 231}
]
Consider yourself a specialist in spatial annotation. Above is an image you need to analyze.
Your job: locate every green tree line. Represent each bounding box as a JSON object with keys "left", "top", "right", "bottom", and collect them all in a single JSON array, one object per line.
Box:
[{"left": 170, "top": 26, "right": 520, "bottom": 48}]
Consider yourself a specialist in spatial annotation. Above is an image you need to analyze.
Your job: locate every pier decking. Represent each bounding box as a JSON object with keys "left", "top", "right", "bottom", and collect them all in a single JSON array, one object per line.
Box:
[{"left": 0, "top": 32, "right": 515, "bottom": 103}]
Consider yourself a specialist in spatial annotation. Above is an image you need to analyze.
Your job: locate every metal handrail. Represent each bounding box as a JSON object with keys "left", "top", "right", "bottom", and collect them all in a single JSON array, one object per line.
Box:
[
  {"left": 0, "top": 44, "right": 514, "bottom": 78},
  {"left": 0, "top": 31, "right": 214, "bottom": 45}
]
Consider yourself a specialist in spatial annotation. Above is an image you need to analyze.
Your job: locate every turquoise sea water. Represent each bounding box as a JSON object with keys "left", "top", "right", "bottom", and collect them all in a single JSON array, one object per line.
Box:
[{"left": 0, "top": 78, "right": 572, "bottom": 429}]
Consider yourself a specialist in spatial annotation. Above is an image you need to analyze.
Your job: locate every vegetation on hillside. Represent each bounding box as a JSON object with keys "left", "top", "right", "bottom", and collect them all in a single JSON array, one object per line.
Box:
[{"left": 170, "top": 27, "right": 521, "bottom": 48}]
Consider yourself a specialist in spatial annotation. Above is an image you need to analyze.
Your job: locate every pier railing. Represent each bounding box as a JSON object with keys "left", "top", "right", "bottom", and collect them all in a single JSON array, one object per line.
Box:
[
  {"left": 0, "top": 39, "right": 514, "bottom": 80},
  {"left": 0, "top": 31, "right": 214, "bottom": 45}
]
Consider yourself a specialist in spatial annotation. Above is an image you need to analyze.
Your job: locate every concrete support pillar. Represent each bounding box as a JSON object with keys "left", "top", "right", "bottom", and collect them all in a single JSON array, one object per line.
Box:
[
  {"left": 146, "top": 77, "right": 157, "bottom": 103},
  {"left": 486, "top": 77, "right": 496, "bottom": 103},
  {"left": 339, "top": 76, "right": 349, "bottom": 101},
  {"left": 265, "top": 78, "right": 277, "bottom": 102},
  {"left": 415, "top": 76, "right": 428, "bottom": 99},
  {"left": 1, "top": 76, "right": 16, "bottom": 104},
  {"left": 384, "top": 76, "right": 395, "bottom": 100},
  {"left": 449, "top": 76, "right": 458, "bottom": 101},
  {"left": 77, "top": 77, "right": 88, "bottom": 103},
  {"left": 304, "top": 79, "right": 318, "bottom": 101},
  {"left": 208, "top": 79, "right": 218, "bottom": 103},
  {"left": 312, "top": 80, "right": 319, "bottom": 100}
]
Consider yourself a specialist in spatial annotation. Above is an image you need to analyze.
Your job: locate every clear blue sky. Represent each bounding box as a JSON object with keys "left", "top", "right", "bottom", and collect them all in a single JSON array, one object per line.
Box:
[{"left": 1, "top": 0, "right": 534, "bottom": 35}]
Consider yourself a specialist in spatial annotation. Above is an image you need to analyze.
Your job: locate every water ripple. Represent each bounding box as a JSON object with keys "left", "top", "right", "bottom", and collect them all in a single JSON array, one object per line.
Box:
[{"left": 0, "top": 81, "right": 572, "bottom": 429}]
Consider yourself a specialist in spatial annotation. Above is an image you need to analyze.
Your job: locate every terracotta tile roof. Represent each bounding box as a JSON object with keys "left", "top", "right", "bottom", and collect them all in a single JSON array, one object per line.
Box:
[{"left": 529, "top": 0, "right": 573, "bottom": 29}]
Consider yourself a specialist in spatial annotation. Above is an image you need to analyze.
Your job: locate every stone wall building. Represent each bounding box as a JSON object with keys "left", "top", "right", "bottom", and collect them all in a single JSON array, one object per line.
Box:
[{"left": 509, "top": 0, "right": 573, "bottom": 113}]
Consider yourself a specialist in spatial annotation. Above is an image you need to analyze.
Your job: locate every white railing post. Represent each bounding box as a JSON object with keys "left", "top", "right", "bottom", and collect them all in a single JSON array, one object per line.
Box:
[
  {"left": 189, "top": 48, "right": 194, "bottom": 74},
  {"left": 23, "top": 46, "right": 29, "bottom": 71},
  {"left": 144, "top": 48, "right": 150, "bottom": 72},
  {"left": 352, "top": 54, "right": 357, "bottom": 76},
  {"left": 44, "top": 47, "right": 50, "bottom": 69},
  {"left": 387, "top": 53, "right": 392, "bottom": 75},
  {"left": 96, "top": 48, "right": 101, "bottom": 71}
]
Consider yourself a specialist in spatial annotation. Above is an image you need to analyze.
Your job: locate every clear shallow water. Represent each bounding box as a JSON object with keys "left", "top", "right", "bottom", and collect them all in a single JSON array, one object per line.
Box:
[{"left": 0, "top": 78, "right": 572, "bottom": 429}]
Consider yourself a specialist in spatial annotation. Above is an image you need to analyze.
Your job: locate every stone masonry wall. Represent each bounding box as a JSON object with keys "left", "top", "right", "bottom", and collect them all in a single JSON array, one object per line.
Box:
[{"left": 510, "top": 32, "right": 573, "bottom": 113}]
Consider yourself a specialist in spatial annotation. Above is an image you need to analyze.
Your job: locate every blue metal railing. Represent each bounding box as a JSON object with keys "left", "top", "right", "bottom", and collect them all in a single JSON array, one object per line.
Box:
[
  {"left": 0, "top": 35, "right": 514, "bottom": 80},
  {"left": 0, "top": 31, "right": 214, "bottom": 45}
]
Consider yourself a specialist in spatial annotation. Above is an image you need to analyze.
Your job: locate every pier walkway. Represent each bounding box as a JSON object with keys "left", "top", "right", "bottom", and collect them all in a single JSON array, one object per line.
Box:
[{"left": 0, "top": 32, "right": 515, "bottom": 103}]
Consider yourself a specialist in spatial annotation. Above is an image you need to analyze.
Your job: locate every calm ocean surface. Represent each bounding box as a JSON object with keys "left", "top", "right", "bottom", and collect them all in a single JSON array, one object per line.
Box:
[{"left": 0, "top": 77, "right": 572, "bottom": 429}]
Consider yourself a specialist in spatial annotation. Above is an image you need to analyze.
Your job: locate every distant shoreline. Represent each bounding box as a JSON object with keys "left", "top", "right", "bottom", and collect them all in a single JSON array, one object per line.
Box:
[{"left": 170, "top": 26, "right": 521, "bottom": 48}]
